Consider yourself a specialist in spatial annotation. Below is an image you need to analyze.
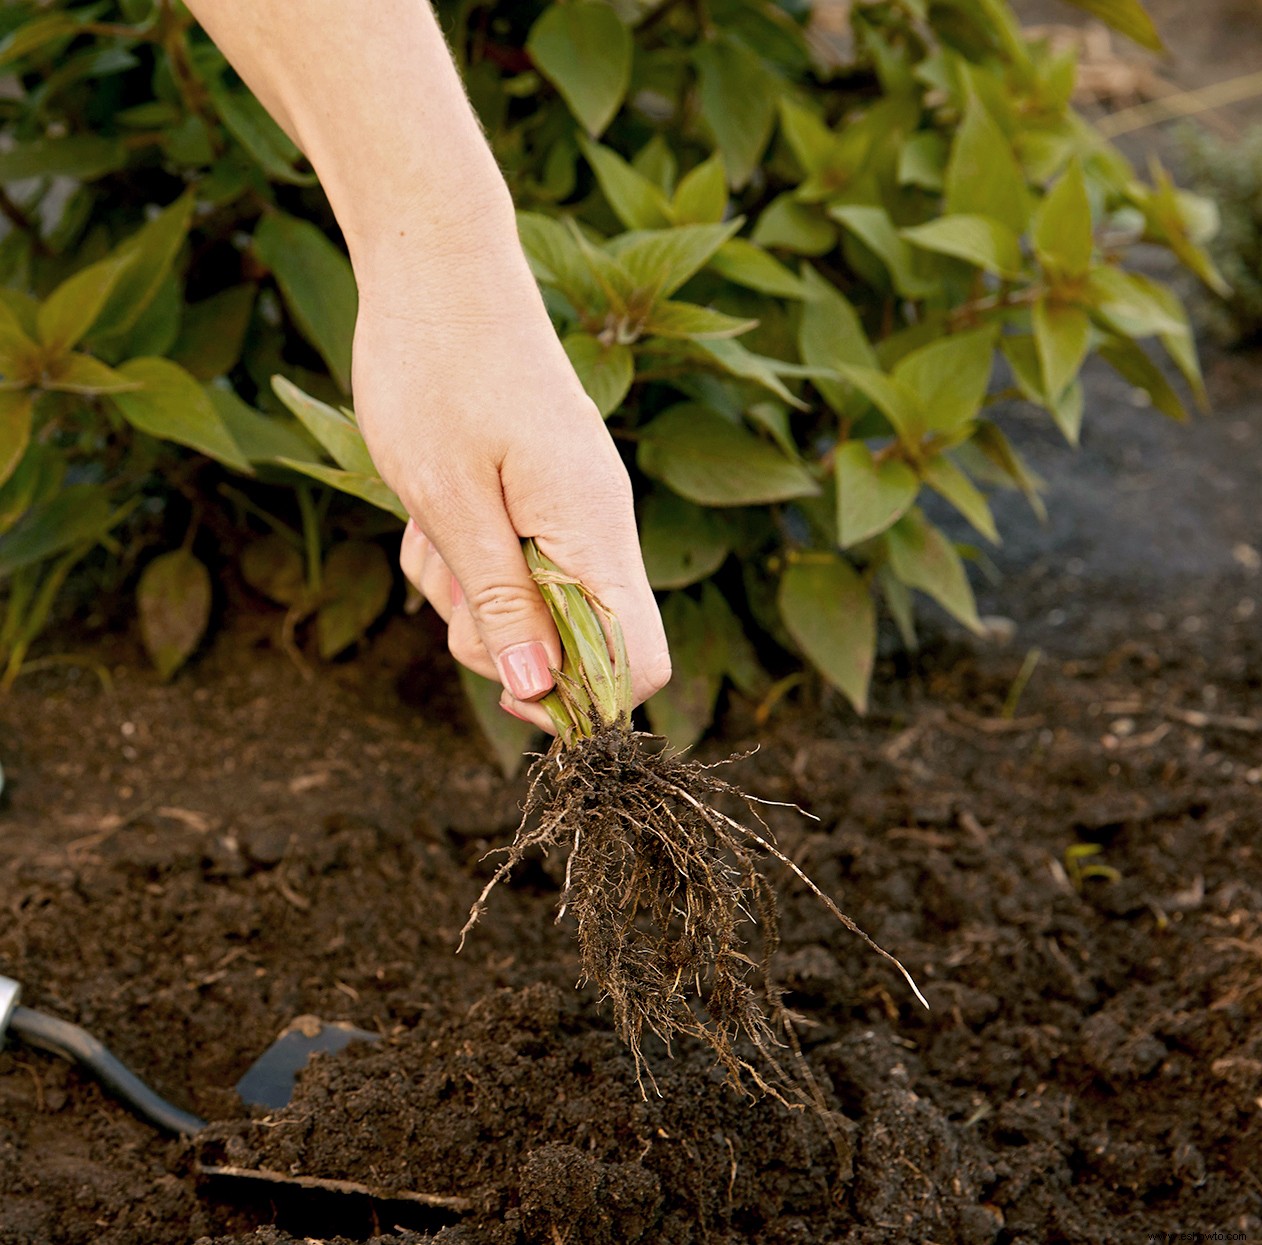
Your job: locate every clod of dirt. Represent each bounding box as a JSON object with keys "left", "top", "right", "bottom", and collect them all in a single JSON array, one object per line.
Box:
[{"left": 461, "top": 728, "right": 921, "bottom": 1106}]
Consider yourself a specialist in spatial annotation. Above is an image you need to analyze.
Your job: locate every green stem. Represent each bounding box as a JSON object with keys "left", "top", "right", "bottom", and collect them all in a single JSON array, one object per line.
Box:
[{"left": 296, "top": 486, "right": 323, "bottom": 596}]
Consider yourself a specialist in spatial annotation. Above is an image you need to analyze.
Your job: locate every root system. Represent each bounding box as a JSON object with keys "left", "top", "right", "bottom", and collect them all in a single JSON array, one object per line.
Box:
[{"left": 460, "top": 727, "right": 926, "bottom": 1105}]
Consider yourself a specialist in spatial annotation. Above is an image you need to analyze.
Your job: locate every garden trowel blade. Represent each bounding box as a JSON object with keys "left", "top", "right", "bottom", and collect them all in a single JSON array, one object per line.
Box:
[{"left": 236, "top": 1015, "right": 380, "bottom": 1110}]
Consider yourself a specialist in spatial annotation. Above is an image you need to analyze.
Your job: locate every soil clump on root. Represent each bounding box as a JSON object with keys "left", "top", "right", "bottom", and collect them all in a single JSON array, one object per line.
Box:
[{"left": 462, "top": 726, "right": 920, "bottom": 1105}]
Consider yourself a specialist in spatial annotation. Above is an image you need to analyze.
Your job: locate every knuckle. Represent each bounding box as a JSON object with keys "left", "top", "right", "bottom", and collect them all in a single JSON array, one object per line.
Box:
[{"left": 465, "top": 581, "right": 545, "bottom": 632}]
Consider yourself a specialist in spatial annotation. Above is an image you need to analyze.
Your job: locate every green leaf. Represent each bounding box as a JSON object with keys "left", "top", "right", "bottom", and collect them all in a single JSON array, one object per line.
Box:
[
  {"left": 208, "top": 387, "right": 319, "bottom": 465},
  {"left": 646, "top": 591, "right": 723, "bottom": 748},
  {"left": 254, "top": 212, "right": 358, "bottom": 393},
  {"left": 0, "top": 13, "right": 82, "bottom": 66},
  {"left": 271, "top": 375, "right": 375, "bottom": 474},
  {"left": 901, "top": 214, "right": 1023, "bottom": 279},
  {"left": 778, "top": 555, "right": 875, "bottom": 713},
  {"left": 632, "top": 135, "right": 677, "bottom": 193},
  {"left": 241, "top": 533, "right": 307, "bottom": 607},
  {"left": 459, "top": 666, "right": 537, "bottom": 778},
  {"left": 577, "top": 137, "right": 672, "bottom": 230},
  {"left": 527, "top": 2, "right": 632, "bottom": 137},
  {"left": 885, "top": 510, "right": 982, "bottom": 633},
  {"left": 1097, "top": 337, "right": 1186, "bottom": 422},
  {"left": 694, "top": 36, "right": 780, "bottom": 189},
  {"left": 1085, "top": 267, "right": 1186, "bottom": 339},
  {"left": 830, "top": 205, "right": 934, "bottom": 299},
  {"left": 642, "top": 301, "right": 757, "bottom": 340},
  {"left": 0, "top": 484, "right": 113, "bottom": 579},
  {"left": 91, "top": 194, "right": 195, "bottom": 342},
  {"left": 609, "top": 220, "right": 742, "bottom": 300},
  {"left": 640, "top": 491, "right": 730, "bottom": 589},
  {"left": 1033, "top": 159, "right": 1093, "bottom": 282},
  {"left": 638, "top": 403, "right": 819, "bottom": 506},
  {"left": 562, "top": 332, "right": 634, "bottom": 416},
  {"left": 111, "top": 358, "right": 251, "bottom": 473},
  {"left": 689, "top": 338, "right": 812, "bottom": 408},
  {"left": 701, "top": 581, "right": 767, "bottom": 699},
  {"left": 921, "top": 455, "right": 999, "bottom": 543},
  {"left": 0, "top": 391, "right": 33, "bottom": 489},
  {"left": 776, "top": 97, "right": 837, "bottom": 176},
  {"left": 210, "top": 82, "right": 316, "bottom": 184},
  {"left": 878, "top": 564, "right": 917, "bottom": 650},
  {"left": 1033, "top": 298, "right": 1091, "bottom": 402},
  {"left": 42, "top": 354, "right": 140, "bottom": 395},
  {"left": 969, "top": 420, "right": 1047, "bottom": 521},
  {"left": 0, "top": 299, "right": 38, "bottom": 377},
  {"left": 751, "top": 193, "right": 837, "bottom": 256},
  {"left": 38, "top": 254, "right": 135, "bottom": 355},
  {"left": 833, "top": 363, "right": 925, "bottom": 440},
  {"left": 517, "top": 211, "right": 600, "bottom": 306},
  {"left": 708, "top": 238, "right": 809, "bottom": 298},
  {"left": 276, "top": 459, "right": 408, "bottom": 521},
  {"left": 898, "top": 130, "right": 949, "bottom": 192},
  {"left": 1057, "top": 0, "right": 1162, "bottom": 50},
  {"left": 798, "top": 267, "right": 878, "bottom": 416},
  {"left": 945, "top": 96, "right": 1031, "bottom": 235},
  {"left": 0, "top": 444, "right": 60, "bottom": 536},
  {"left": 137, "top": 550, "right": 212, "bottom": 680},
  {"left": 671, "top": 154, "right": 728, "bottom": 225},
  {"left": 171, "top": 285, "right": 256, "bottom": 380},
  {"left": 835, "top": 441, "right": 918, "bottom": 548},
  {"left": 893, "top": 326, "right": 996, "bottom": 436},
  {"left": 0, "top": 135, "right": 127, "bottom": 183},
  {"left": 317, "top": 541, "right": 393, "bottom": 659}
]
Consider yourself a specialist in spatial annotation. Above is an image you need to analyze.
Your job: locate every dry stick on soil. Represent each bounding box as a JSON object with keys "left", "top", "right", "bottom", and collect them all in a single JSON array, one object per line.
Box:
[{"left": 459, "top": 542, "right": 928, "bottom": 1105}]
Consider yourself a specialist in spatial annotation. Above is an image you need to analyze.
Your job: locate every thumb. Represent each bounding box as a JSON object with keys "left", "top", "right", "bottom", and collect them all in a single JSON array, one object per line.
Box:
[{"left": 426, "top": 504, "right": 560, "bottom": 703}]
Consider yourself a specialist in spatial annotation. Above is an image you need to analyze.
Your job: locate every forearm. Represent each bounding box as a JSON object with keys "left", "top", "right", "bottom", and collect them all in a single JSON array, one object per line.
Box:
[{"left": 184, "top": 0, "right": 517, "bottom": 279}]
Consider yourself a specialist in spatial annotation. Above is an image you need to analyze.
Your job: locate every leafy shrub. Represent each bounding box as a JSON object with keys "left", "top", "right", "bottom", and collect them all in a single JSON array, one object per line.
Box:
[
  {"left": 1181, "top": 124, "right": 1262, "bottom": 343},
  {"left": 0, "top": 0, "right": 1223, "bottom": 749}
]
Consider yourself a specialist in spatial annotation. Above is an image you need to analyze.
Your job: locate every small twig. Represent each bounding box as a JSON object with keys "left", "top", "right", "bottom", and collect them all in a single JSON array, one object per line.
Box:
[{"left": 1095, "top": 68, "right": 1262, "bottom": 138}]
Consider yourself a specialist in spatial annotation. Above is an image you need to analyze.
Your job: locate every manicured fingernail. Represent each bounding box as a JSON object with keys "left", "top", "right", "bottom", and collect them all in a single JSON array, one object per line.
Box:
[
  {"left": 450, "top": 575, "right": 463, "bottom": 608},
  {"left": 498, "top": 641, "right": 552, "bottom": 700},
  {"left": 500, "top": 700, "right": 529, "bottom": 723}
]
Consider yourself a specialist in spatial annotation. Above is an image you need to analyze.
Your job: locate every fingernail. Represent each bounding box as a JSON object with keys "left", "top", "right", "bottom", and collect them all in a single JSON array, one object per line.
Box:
[
  {"left": 500, "top": 700, "right": 529, "bottom": 723},
  {"left": 450, "top": 575, "right": 463, "bottom": 608},
  {"left": 498, "top": 641, "right": 553, "bottom": 701}
]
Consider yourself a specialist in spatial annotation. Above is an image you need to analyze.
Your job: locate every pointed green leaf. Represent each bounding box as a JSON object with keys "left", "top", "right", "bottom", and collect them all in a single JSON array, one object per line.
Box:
[
  {"left": 91, "top": 194, "right": 196, "bottom": 342},
  {"left": 0, "top": 390, "right": 33, "bottom": 489},
  {"left": 0, "top": 135, "right": 127, "bottom": 183},
  {"left": 671, "top": 154, "right": 728, "bottom": 225},
  {"left": 878, "top": 564, "right": 918, "bottom": 650},
  {"left": 608, "top": 219, "right": 742, "bottom": 299},
  {"left": 632, "top": 135, "right": 677, "bottom": 193},
  {"left": 459, "top": 666, "right": 536, "bottom": 778},
  {"left": 751, "top": 193, "right": 837, "bottom": 256},
  {"left": 776, "top": 96, "right": 837, "bottom": 176},
  {"left": 0, "top": 14, "right": 82, "bottom": 66},
  {"left": 254, "top": 212, "right": 358, "bottom": 392},
  {"left": 901, "top": 214, "right": 1023, "bottom": 279},
  {"left": 778, "top": 555, "right": 876, "bottom": 713},
  {"left": 1033, "top": 298, "right": 1091, "bottom": 401},
  {"left": 922, "top": 455, "right": 999, "bottom": 543},
  {"left": 241, "top": 533, "right": 307, "bottom": 607},
  {"left": 42, "top": 354, "right": 141, "bottom": 395},
  {"left": 208, "top": 387, "right": 319, "bottom": 465},
  {"left": 38, "top": 254, "right": 135, "bottom": 355},
  {"left": 276, "top": 459, "right": 407, "bottom": 521},
  {"left": 271, "top": 375, "right": 375, "bottom": 474},
  {"left": 640, "top": 491, "right": 730, "bottom": 589},
  {"left": 688, "top": 338, "right": 813, "bottom": 408},
  {"left": 517, "top": 212, "right": 601, "bottom": 308},
  {"left": 171, "top": 284, "right": 257, "bottom": 380},
  {"left": 694, "top": 36, "right": 779, "bottom": 189},
  {"left": 701, "top": 581, "right": 768, "bottom": 699},
  {"left": 317, "top": 540, "right": 393, "bottom": 659},
  {"left": 833, "top": 363, "right": 925, "bottom": 439},
  {"left": 562, "top": 332, "right": 634, "bottom": 417},
  {"left": 112, "top": 358, "right": 250, "bottom": 472},
  {"left": 642, "top": 301, "right": 757, "bottom": 341},
  {"left": 1085, "top": 267, "right": 1186, "bottom": 339},
  {"left": 970, "top": 420, "right": 1047, "bottom": 521},
  {"left": 0, "top": 444, "right": 60, "bottom": 537},
  {"left": 898, "top": 131, "right": 950, "bottom": 192},
  {"left": 945, "top": 96, "right": 1031, "bottom": 235},
  {"left": 830, "top": 205, "right": 934, "bottom": 299},
  {"left": 0, "top": 300, "right": 39, "bottom": 378},
  {"left": 835, "top": 442, "right": 919, "bottom": 548},
  {"left": 885, "top": 510, "right": 982, "bottom": 633},
  {"left": 1098, "top": 337, "right": 1186, "bottom": 422},
  {"left": 210, "top": 83, "right": 316, "bottom": 185},
  {"left": 1033, "top": 159, "right": 1093, "bottom": 281},
  {"left": 527, "top": 2, "right": 632, "bottom": 137},
  {"left": 0, "top": 484, "right": 113, "bottom": 578},
  {"left": 798, "top": 267, "right": 878, "bottom": 416},
  {"left": 893, "top": 326, "right": 996, "bottom": 435},
  {"left": 137, "top": 550, "right": 212, "bottom": 680},
  {"left": 708, "top": 238, "right": 810, "bottom": 298},
  {"left": 638, "top": 403, "right": 819, "bottom": 506},
  {"left": 577, "top": 137, "right": 672, "bottom": 230}
]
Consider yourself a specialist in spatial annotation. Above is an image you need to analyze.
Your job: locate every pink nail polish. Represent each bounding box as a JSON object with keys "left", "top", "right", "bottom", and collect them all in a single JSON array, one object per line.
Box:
[
  {"left": 498, "top": 641, "right": 553, "bottom": 700},
  {"left": 450, "top": 575, "right": 463, "bottom": 608}
]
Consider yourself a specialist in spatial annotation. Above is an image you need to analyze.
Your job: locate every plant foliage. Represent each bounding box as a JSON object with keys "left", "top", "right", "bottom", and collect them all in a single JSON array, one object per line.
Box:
[{"left": 0, "top": 0, "right": 1221, "bottom": 750}]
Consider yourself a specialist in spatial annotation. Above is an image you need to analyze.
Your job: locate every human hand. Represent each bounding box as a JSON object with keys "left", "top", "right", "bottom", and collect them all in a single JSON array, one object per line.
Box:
[{"left": 351, "top": 217, "right": 670, "bottom": 733}]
